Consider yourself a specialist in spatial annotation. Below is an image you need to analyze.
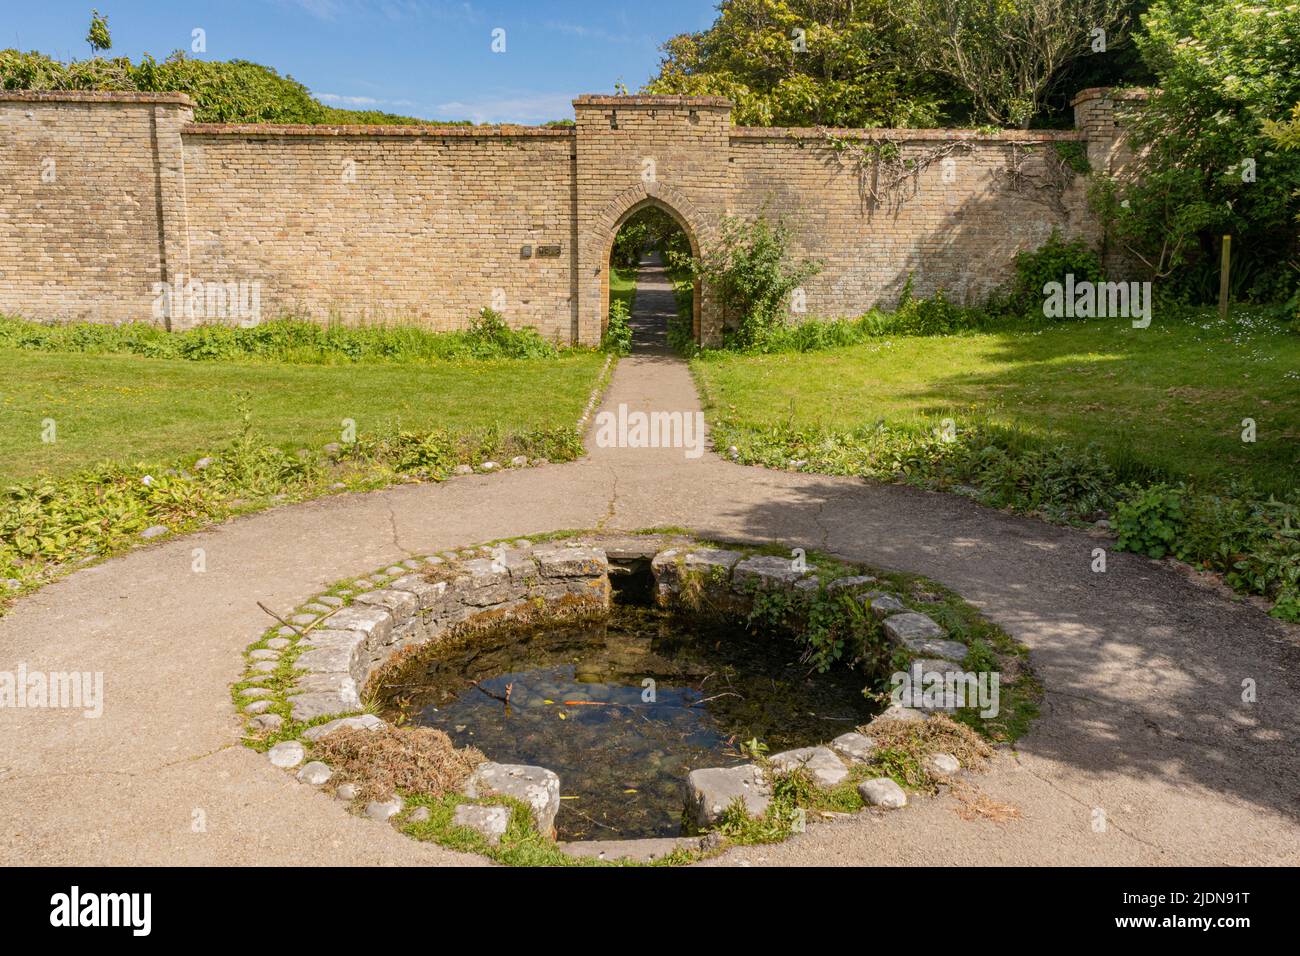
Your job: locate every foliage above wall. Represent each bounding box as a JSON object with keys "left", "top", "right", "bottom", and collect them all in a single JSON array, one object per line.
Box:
[
  {"left": 644, "top": 0, "right": 966, "bottom": 128},
  {"left": 1093, "top": 0, "right": 1300, "bottom": 303},
  {"left": 645, "top": 0, "right": 1149, "bottom": 129},
  {"left": 891, "top": 0, "right": 1135, "bottom": 129},
  {"left": 0, "top": 46, "right": 458, "bottom": 126}
]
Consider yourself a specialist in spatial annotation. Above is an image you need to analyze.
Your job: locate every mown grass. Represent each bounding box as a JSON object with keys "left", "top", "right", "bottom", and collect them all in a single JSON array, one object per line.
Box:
[
  {"left": 609, "top": 265, "right": 637, "bottom": 319},
  {"left": 0, "top": 350, "right": 605, "bottom": 482},
  {"left": 0, "top": 348, "right": 608, "bottom": 604},
  {"left": 0, "top": 312, "right": 562, "bottom": 364},
  {"left": 693, "top": 308, "right": 1299, "bottom": 496}
]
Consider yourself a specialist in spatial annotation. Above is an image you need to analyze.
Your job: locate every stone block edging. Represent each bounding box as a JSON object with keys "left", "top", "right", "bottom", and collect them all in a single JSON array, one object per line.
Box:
[{"left": 235, "top": 533, "right": 979, "bottom": 863}]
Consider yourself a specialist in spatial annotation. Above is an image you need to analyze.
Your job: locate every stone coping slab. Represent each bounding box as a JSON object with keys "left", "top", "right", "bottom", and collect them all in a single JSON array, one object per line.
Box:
[
  {"left": 0, "top": 90, "right": 195, "bottom": 105},
  {"left": 559, "top": 837, "right": 703, "bottom": 863},
  {"left": 732, "top": 127, "right": 1085, "bottom": 143},
  {"left": 185, "top": 122, "right": 575, "bottom": 138}
]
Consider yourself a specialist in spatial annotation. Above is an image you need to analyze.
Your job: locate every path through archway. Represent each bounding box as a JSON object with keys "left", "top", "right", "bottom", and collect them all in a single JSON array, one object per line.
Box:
[
  {"left": 607, "top": 202, "right": 695, "bottom": 352},
  {"left": 584, "top": 183, "right": 713, "bottom": 348}
]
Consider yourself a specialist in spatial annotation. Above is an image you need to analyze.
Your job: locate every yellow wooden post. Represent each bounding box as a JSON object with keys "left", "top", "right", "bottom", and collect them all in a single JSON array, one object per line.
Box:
[{"left": 1218, "top": 235, "right": 1232, "bottom": 320}]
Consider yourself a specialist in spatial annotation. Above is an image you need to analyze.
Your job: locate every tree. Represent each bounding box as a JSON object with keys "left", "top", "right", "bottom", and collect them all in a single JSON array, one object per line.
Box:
[
  {"left": 644, "top": 0, "right": 966, "bottom": 128},
  {"left": 612, "top": 207, "right": 686, "bottom": 270},
  {"left": 891, "top": 0, "right": 1133, "bottom": 128},
  {"left": 1040, "top": 0, "right": 1154, "bottom": 126},
  {"left": 1096, "top": 0, "right": 1300, "bottom": 299},
  {"left": 86, "top": 10, "right": 111, "bottom": 55},
  {"left": 1265, "top": 104, "right": 1300, "bottom": 153}
]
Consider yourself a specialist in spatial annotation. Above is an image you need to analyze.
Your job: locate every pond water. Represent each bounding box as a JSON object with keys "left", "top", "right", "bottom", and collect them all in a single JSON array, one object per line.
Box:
[{"left": 378, "top": 606, "right": 877, "bottom": 840}]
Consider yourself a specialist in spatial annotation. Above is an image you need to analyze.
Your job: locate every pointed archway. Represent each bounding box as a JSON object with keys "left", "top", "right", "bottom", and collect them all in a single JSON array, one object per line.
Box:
[{"left": 582, "top": 181, "right": 713, "bottom": 346}]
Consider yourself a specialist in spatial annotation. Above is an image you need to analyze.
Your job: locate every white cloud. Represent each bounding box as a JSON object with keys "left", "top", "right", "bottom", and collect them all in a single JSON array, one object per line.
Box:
[
  {"left": 281, "top": 0, "right": 347, "bottom": 20},
  {"left": 315, "top": 92, "right": 419, "bottom": 109},
  {"left": 434, "top": 91, "right": 577, "bottom": 125},
  {"left": 544, "top": 21, "right": 641, "bottom": 45},
  {"left": 317, "top": 93, "right": 379, "bottom": 105}
]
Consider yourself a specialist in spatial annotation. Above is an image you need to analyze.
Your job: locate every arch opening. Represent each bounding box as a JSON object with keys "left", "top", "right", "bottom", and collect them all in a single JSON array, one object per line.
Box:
[{"left": 599, "top": 197, "right": 702, "bottom": 350}]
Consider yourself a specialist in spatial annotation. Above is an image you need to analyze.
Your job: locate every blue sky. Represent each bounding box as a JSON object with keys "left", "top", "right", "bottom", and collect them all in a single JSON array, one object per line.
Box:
[{"left": 5, "top": 1, "right": 720, "bottom": 123}]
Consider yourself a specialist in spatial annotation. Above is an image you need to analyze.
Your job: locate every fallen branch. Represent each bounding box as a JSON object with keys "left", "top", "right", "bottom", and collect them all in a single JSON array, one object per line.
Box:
[
  {"left": 467, "top": 678, "right": 511, "bottom": 706},
  {"left": 257, "top": 601, "right": 341, "bottom": 640},
  {"left": 688, "top": 692, "right": 742, "bottom": 708}
]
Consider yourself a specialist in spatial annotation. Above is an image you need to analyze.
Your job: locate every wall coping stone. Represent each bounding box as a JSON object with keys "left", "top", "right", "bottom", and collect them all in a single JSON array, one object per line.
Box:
[
  {"left": 573, "top": 94, "right": 733, "bottom": 108},
  {"left": 0, "top": 90, "right": 195, "bottom": 106},
  {"left": 1071, "top": 86, "right": 1152, "bottom": 106},
  {"left": 184, "top": 122, "right": 574, "bottom": 138}
]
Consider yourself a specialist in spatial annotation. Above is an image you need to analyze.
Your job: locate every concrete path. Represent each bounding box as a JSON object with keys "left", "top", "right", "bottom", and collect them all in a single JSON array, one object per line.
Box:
[{"left": 1, "top": 257, "right": 1296, "bottom": 866}]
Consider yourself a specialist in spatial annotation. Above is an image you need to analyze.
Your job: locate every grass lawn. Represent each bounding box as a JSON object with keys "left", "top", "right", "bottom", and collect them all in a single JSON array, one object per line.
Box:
[
  {"left": 0, "top": 350, "right": 606, "bottom": 482},
  {"left": 693, "top": 312, "right": 1300, "bottom": 496},
  {"left": 610, "top": 266, "right": 637, "bottom": 319}
]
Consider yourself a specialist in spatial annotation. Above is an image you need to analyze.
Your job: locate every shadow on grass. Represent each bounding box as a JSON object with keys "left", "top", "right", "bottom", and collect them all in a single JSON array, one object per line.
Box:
[{"left": 886, "top": 318, "right": 1300, "bottom": 495}]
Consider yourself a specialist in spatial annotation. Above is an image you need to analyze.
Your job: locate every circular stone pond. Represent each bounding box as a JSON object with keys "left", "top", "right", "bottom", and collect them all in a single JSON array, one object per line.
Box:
[
  {"left": 238, "top": 531, "right": 1030, "bottom": 863},
  {"left": 376, "top": 604, "right": 876, "bottom": 840}
]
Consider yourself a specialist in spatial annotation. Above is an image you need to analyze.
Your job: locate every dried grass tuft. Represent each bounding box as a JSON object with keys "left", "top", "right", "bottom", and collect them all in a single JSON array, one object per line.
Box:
[
  {"left": 314, "top": 725, "right": 485, "bottom": 801},
  {"left": 863, "top": 713, "right": 995, "bottom": 770},
  {"left": 951, "top": 782, "right": 1022, "bottom": 824}
]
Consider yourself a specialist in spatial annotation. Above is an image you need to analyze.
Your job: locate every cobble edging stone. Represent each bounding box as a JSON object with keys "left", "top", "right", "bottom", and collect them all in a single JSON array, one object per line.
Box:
[
  {"left": 240, "top": 540, "right": 613, "bottom": 729},
  {"left": 236, "top": 533, "right": 981, "bottom": 863}
]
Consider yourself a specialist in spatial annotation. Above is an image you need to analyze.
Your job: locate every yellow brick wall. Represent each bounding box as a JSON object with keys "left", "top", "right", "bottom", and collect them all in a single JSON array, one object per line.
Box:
[
  {"left": 183, "top": 127, "right": 576, "bottom": 339},
  {"left": 729, "top": 130, "right": 1097, "bottom": 316},
  {"left": 0, "top": 94, "right": 193, "bottom": 324},
  {"left": 0, "top": 91, "right": 1126, "bottom": 345}
]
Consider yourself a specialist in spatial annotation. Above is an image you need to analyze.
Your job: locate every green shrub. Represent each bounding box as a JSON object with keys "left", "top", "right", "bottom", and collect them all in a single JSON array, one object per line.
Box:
[
  {"left": 676, "top": 214, "right": 820, "bottom": 351},
  {"left": 1052, "top": 141, "right": 1090, "bottom": 175},
  {"left": 1114, "top": 484, "right": 1187, "bottom": 559},
  {"left": 463, "top": 309, "right": 557, "bottom": 359},
  {"left": 0, "top": 412, "right": 582, "bottom": 591},
  {"left": 602, "top": 300, "right": 632, "bottom": 355},
  {"left": 0, "top": 313, "right": 566, "bottom": 364},
  {"left": 667, "top": 274, "right": 699, "bottom": 356},
  {"left": 716, "top": 410, "right": 1300, "bottom": 619},
  {"left": 0, "top": 49, "right": 329, "bottom": 124},
  {"left": 1006, "top": 230, "right": 1104, "bottom": 317},
  {"left": 1094, "top": 0, "right": 1300, "bottom": 298},
  {"left": 889, "top": 287, "right": 989, "bottom": 335},
  {"left": 1179, "top": 492, "right": 1300, "bottom": 615},
  {"left": 0, "top": 47, "right": 444, "bottom": 126},
  {"left": 969, "top": 443, "right": 1116, "bottom": 522}
]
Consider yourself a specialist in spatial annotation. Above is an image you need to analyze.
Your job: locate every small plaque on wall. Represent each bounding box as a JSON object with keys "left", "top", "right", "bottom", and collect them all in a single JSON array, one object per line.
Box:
[{"left": 536, "top": 244, "right": 562, "bottom": 258}]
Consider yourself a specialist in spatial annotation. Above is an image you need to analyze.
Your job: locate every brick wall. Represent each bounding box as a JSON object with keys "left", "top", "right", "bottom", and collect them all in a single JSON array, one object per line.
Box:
[
  {"left": 0, "top": 89, "right": 1132, "bottom": 345},
  {"left": 182, "top": 124, "right": 576, "bottom": 338},
  {"left": 574, "top": 95, "right": 733, "bottom": 343},
  {"left": 729, "top": 127, "right": 1097, "bottom": 318},
  {"left": 0, "top": 92, "right": 193, "bottom": 324}
]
